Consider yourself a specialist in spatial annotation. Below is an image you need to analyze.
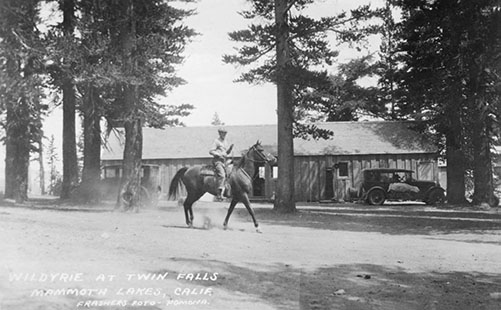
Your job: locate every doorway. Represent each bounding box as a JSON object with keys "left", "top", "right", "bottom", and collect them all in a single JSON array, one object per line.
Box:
[
  {"left": 325, "top": 168, "right": 334, "bottom": 199},
  {"left": 253, "top": 164, "right": 266, "bottom": 197}
]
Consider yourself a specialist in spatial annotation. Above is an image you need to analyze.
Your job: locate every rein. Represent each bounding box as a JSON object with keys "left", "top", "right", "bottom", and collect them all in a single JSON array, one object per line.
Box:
[
  {"left": 243, "top": 146, "right": 269, "bottom": 164},
  {"left": 237, "top": 145, "right": 269, "bottom": 181}
]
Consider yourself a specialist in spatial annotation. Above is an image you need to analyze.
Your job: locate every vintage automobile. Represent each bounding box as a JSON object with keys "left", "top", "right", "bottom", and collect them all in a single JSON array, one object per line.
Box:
[
  {"left": 359, "top": 168, "right": 445, "bottom": 205},
  {"left": 100, "top": 164, "right": 161, "bottom": 207}
]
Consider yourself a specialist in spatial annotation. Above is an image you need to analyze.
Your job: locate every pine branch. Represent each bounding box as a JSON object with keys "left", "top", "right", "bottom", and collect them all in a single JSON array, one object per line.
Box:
[{"left": 223, "top": 43, "right": 276, "bottom": 65}]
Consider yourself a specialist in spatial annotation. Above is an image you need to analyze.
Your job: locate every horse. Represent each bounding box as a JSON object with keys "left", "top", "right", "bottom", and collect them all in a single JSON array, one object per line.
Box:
[{"left": 168, "top": 141, "right": 276, "bottom": 232}]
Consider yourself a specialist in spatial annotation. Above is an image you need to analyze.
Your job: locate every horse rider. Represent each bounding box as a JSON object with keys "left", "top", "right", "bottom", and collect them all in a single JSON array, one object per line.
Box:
[{"left": 209, "top": 127, "right": 234, "bottom": 200}]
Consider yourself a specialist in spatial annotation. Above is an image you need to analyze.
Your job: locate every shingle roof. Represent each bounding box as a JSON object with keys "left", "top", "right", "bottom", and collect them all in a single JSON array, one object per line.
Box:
[{"left": 101, "top": 121, "right": 437, "bottom": 160}]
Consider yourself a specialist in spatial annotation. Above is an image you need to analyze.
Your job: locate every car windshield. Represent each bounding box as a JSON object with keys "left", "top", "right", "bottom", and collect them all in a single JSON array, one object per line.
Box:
[
  {"left": 364, "top": 170, "right": 413, "bottom": 182},
  {"left": 390, "top": 171, "right": 413, "bottom": 182}
]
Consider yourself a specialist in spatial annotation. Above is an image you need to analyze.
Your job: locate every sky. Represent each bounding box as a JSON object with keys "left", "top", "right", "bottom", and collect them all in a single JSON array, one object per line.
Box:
[
  {"left": 43, "top": 0, "right": 384, "bottom": 144},
  {"left": 164, "top": 0, "right": 383, "bottom": 126}
]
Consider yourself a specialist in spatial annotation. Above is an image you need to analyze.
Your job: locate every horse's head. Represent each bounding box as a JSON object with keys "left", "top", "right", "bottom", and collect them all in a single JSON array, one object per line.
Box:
[{"left": 248, "top": 140, "right": 277, "bottom": 165}]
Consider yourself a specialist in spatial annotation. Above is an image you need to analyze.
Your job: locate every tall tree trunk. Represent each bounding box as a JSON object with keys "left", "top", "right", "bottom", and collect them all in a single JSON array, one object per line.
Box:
[
  {"left": 471, "top": 116, "right": 497, "bottom": 207},
  {"left": 115, "top": 0, "right": 143, "bottom": 211},
  {"left": 13, "top": 131, "right": 30, "bottom": 203},
  {"left": 117, "top": 116, "right": 143, "bottom": 210},
  {"left": 445, "top": 104, "right": 467, "bottom": 205},
  {"left": 467, "top": 51, "right": 498, "bottom": 207},
  {"left": 467, "top": 52, "right": 499, "bottom": 208},
  {"left": 5, "top": 103, "right": 31, "bottom": 203},
  {"left": 5, "top": 123, "right": 15, "bottom": 199},
  {"left": 60, "top": 80, "right": 78, "bottom": 198},
  {"left": 38, "top": 140, "right": 45, "bottom": 195},
  {"left": 4, "top": 57, "right": 16, "bottom": 200},
  {"left": 4, "top": 56, "right": 33, "bottom": 203},
  {"left": 273, "top": 0, "right": 296, "bottom": 213},
  {"left": 78, "top": 84, "right": 102, "bottom": 203},
  {"left": 60, "top": 0, "right": 78, "bottom": 199}
]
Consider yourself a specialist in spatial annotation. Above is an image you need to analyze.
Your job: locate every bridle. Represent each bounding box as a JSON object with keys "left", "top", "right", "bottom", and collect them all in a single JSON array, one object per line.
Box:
[
  {"left": 237, "top": 144, "right": 274, "bottom": 181},
  {"left": 244, "top": 144, "right": 271, "bottom": 164}
]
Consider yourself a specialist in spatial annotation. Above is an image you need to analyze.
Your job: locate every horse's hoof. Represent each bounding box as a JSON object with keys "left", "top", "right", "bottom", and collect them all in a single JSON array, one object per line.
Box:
[
  {"left": 256, "top": 227, "right": 262, "bottom": 233},
  {"left": 223, "top": 224, "right": 228, "bottom": 230}
]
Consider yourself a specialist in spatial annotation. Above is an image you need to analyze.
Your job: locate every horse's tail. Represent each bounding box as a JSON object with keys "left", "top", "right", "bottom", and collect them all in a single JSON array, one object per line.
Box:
[{"left": 168, "top": 167, "right": 189, "bottom": 200}]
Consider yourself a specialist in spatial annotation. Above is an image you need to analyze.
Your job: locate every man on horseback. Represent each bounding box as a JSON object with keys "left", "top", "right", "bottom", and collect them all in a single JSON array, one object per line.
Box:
[{"left": 209, "top": 127, "right": 233, "bottom": 200}]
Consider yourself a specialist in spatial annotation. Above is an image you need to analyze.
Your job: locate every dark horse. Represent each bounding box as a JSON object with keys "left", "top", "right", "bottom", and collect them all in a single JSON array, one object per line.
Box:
[{"left": 168, "top": 141, "right": 276, "bottom": 232}]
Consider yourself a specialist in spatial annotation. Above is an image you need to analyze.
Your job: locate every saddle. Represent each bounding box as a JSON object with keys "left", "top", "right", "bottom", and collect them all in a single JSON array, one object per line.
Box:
[
  {"left": 200, "top": 160, "right": 233, "bottom": 177},
  {"left": 200, "top": 165, "right": 217, "bottom": 177}
]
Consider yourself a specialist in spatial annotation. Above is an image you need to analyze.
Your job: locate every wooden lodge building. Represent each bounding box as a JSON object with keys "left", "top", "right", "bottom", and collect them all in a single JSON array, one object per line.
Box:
[{"left": 101, "top": 121, "right": 440, "bottom": 202}]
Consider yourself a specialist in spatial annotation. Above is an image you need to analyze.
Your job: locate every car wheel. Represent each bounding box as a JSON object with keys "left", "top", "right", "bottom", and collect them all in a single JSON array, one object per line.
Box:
[
  {"left": 367, "top": 189, "right": 386, "bottom": 205},
  {"left": 426, "top": 189, "right": 445, "bottom": 205}
]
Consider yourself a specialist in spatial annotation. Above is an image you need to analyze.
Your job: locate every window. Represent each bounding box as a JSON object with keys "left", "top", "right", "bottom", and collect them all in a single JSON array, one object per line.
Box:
[
  {"left": 337, "top": 162, "right": 349, "bottom": 178},
  {"left": 104, "top": 167, "right": 120, "bottom": 179},
  {"left": 258, "top": 166, "right": 265, "bottom": 178},
  {"left": 272, "top": 166, "right": 278, "bottom": 178},
  {"left": 380, "top": 172, "right": 392, "bottom": 182}
]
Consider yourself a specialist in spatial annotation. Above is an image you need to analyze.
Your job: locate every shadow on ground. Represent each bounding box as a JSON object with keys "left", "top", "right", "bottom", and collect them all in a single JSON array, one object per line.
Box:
[
  {"left": 3, "top": 198, "right": 500, "bottom": 236},
  {"left": 228, "top": 206, "right": 501, "bottom": 236},
  {"left": 150, "top": 258, "right": 501, "bottom": 310}
]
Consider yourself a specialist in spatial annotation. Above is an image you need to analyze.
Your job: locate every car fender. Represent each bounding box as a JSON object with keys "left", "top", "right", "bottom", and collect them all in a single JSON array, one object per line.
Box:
[{"left": 424, "top": 186, "right": 445, "bottom": 198}]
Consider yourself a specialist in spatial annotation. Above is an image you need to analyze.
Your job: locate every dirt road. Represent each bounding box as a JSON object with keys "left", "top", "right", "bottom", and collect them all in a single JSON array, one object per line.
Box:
[{"left": 1, "top": 200, "right": 501, "bottom": 310}]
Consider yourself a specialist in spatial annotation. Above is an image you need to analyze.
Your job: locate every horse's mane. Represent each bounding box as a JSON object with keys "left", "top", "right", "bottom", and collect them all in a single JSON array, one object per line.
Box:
[
  {"left": 235, "top": 143, "right": 261, "bottom": 170},
  {"left": 236, "top": 149, "right": 249, "bottom": 169}
]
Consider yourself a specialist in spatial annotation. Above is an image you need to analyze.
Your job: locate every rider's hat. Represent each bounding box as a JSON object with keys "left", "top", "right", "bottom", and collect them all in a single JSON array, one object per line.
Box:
[{"left": 218, "top": 127, "right": 227, "bottom": 133}]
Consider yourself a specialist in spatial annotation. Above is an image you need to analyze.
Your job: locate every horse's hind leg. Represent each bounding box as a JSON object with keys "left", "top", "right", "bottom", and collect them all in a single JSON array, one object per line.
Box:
[
  {"left": 184, "top": 192, "right": 202, "bottom": 227},
  {"left": 223, "top": 199, "right": 238, "bottom": 230},
  {"left": 183, "top": 204, "right": 193, "bottom": 227},
  {"left": 241, "top": 193, "right": 261, "bottom": 233}
]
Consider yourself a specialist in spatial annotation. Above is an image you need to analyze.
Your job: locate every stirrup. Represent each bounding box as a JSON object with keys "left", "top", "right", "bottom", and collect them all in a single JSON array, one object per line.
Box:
[{"left": 223, "top": 186, "right": 231, "bottom": 198}]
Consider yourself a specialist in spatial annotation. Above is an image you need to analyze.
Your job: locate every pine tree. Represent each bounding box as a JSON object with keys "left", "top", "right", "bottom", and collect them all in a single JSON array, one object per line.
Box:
[
  {"left": 211, "top": 113, "right": 225, "bottom": 126},
  {"left": 0, "top": 0, "right": 47, "bottom": 202},
  {"left": 299, "top": 56, "right": 383, "bottom": 123},
  {"left": 392, "top": 0, "right": 501, "bottom": 206},
  {"left": 224, "top": 0, "right": 381, "bottom": 212},
  {"left": 99, "top": 0, "right": 196, "bottom": 210}
]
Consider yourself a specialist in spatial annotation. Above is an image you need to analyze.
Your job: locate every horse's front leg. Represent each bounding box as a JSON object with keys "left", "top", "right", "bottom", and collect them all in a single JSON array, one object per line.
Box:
[
  {"left": 223, "top": 199, "right": 238, "bottom": 230},
  {"left": 241, "top": 193, "right": 261, "bottom": 233}
]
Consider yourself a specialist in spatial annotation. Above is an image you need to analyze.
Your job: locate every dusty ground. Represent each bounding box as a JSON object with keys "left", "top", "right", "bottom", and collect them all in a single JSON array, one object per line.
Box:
[{"left": 1, "top": 198, "right": 501, "bottom": 310}]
